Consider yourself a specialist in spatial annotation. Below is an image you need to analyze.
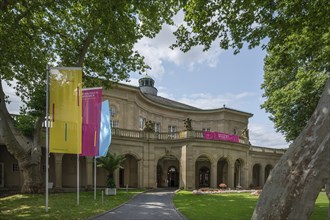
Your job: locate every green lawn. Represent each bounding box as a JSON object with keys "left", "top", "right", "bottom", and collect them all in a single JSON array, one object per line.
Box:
[
  {"left": 1, "top": 189, "right": 328, "bottom": 219},
  {"left": 0, "top": 189, "right": 143, "bottom": 220},
  {"left": 173, "top": 191, "right": 329, "bottom": 220}
]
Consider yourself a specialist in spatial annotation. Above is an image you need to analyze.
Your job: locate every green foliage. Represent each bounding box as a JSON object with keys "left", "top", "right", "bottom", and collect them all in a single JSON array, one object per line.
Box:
[
  {"left": 96, "top": 152, "right": 125, "bottom": 182},
  {"left": 1, "top": 1, "right": 183, "bottom": 83},
  {"left": 0, "top": 0, "right": 183, "bottom": 131},
  {"left": 13, "top": 115, "right": 35, "bottom": 138},
  {"left": 0, "top": 189, "right": 143, "bottom": 219},
  {"left": 106, "top": 178, "right": 116, "bottom": 188},
  {"left": 173, "top": 191, "right": 328, "bottom": 220},
  {"left": 173, "top": 0, "right": 330, "bottom": 141},
  {"left": 262, "top": 52, "right": 328, "bottom": 141}
]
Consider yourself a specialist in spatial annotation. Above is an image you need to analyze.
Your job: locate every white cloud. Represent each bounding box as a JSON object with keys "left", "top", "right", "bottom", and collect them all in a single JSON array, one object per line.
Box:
[
  {"left": 135, "top": 11, "right": 223, "bottom": 79},
  {"left": 174, "top": 92, "right": 256, "bottom": 110},
  {"left": 121, "top": 77, "right": 140, "bottom": 87},
  {"left": 249, "top": 123, "right": 288, "bottom": 149}
]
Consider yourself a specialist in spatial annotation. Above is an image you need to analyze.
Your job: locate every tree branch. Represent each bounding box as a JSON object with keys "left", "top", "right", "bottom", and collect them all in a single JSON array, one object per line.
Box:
[{"left": 76, "top": 26, "right": 99, "bottom": 67}]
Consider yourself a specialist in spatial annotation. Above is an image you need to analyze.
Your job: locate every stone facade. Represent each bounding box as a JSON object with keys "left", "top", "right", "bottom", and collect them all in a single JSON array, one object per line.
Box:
[{"left": 0, "top": 76, "right": 286, "bottom": 190}]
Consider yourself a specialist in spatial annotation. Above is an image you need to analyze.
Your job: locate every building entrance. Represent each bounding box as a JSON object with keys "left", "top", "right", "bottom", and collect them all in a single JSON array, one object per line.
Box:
[
  {"left": 199, "top": 166, "right": 210, "bottom": 187},
  {"left": 157, "top": 155, "right": 179, "bottom": 188},
  {"left": 167, "top": 166, "right": 179, "bottom": 187}
]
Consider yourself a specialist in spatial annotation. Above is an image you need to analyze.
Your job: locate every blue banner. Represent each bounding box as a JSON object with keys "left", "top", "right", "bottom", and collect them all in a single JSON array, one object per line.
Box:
[{"left": 97, "top": 100, "right": 111, "bottom": 157}]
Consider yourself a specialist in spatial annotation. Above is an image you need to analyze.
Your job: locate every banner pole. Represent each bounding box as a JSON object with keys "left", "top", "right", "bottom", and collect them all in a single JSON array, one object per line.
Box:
[
  {"left": 77, "top": 154, "right": 80, "bottom": 206},
  {"left": 45, "top": 64, "right": 50, "bottom": 212},
  {"left": 94, "top": 157, "right": 96, "bottom": 200}
]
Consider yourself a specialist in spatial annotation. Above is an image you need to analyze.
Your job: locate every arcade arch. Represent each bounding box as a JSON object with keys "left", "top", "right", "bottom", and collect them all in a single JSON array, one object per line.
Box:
[
  {"left": 264, "top": 164, "right": 273, "bottom": 183},
  {"left": 252, "top": 163, "right": 261, "bottom": 187},
  {"left": 234, "top": 159, "right": 244, "bottom": 188},
  {"left": 119, "top": 154, "right": 138, "bottom": 188},
  {"left": 157, "top": 155, "right": 180, "bottom": 188},
  {"left": 217, "top": 157, "right": 229, "bottom": 186},
  {"left": 195, "top": 155, "right": 211, "bottom": 188}
]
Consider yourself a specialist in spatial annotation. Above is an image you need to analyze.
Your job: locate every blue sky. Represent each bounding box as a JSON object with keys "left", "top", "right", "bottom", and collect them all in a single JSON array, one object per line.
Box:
[
  {"left": 3, "top": 12, "right": 288, "bottom": 149},
  {"left": 125, "top": 12, "right": 288, "bottom": 149}
]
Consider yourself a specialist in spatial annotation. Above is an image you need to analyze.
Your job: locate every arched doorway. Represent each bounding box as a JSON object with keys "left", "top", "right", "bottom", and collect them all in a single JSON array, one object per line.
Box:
[
  {"left": 195, "top": 155, "right": 211, "bottom": 188},
  {"left": 167, "top": 166, "right": 179, "bottom": 187},
  {"left": 119, "top": 154, "right": 138, "bottom": 188},
  {"left": 234, "top": 159, "right": 242, "bottom": 188},
  {"left": 264, "top": 164, "right": 273, "bottom": 183},
  {"left": 217, "top": 158, "right": 228, "bottom": 186},
  {"left": 157, "top": 155, "right": 179, "bottom": 188},
  {"left": 252, "top": 164, "right": 261, "bottom": 187},
  {"left": 199, "top": 166, "right": 210, "bottom": 187}
]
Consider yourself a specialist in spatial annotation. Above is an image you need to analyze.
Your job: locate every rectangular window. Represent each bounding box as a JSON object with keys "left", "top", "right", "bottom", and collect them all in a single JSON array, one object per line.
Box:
[
  {"left": 168, "top": 125, "right": 177, "bottom": 139},
  {"left": 155, "top": 123, "right": 161, "bottom": 132},
  {"left": 110, "top": 107, "right": 116, "bottom": 117},
  {"left": 111, "top": 120, "right": 119, "bottom": 128},
  {"left": 202, "top": 128, "right": 211, "bottom": 132},
  {"left": 168, "top": 125, "right": 177, "bottom": 133},
  {"left": 139, "top": 117, "right": 146, "bottom": 130},
  {"left": 12, "top": 163, "right": 19, "bottom": 172}
]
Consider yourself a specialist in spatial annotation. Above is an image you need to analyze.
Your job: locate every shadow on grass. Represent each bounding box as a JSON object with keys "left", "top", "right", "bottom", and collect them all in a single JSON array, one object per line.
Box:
[
  {"left": 174, "top": 192, "right": 258, "bottom": 220},
  {"left": 173, "top": 191, "right": 328, "bottom": 220},
  {"left": 0, "top": 189, "right": 143, "bottom": 220}
]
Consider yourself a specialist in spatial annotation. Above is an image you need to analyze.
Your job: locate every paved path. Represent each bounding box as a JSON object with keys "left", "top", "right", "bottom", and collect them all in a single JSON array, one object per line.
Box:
[{"left": 91, "top": 188, "right": 186, "bottom": 220}]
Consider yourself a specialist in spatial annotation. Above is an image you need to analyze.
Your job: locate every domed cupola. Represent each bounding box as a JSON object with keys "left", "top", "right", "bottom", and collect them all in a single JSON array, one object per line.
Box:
[{"left": 139, "top": 75, "right": 158, "bottom": 96}]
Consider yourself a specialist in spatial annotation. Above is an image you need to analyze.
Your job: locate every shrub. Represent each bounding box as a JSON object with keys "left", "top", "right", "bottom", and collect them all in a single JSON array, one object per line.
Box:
[{"left": 219, "top": 183, "right": 227, "bottom": 189}]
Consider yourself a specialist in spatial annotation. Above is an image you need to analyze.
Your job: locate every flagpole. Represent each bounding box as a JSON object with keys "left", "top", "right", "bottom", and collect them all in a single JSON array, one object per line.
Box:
[
  {"left": 77, "top": 154, "right": 80, "bottom": 206},
  {"left": 45, "top": 64, "right": 50, "bottom": 212}
]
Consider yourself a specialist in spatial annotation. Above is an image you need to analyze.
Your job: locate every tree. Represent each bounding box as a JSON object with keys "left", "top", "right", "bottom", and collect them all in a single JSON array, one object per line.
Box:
[
  {"left": 173, "top": 0, "right": 329, "bottom": 219},
  {"left": 261, "top": 46, "right": 328, "bottom": 142},
  {"left": 96, "top": 153, "right": 125, "bottom": 188},
  {"left": 0, "top": 1, "right": 183, "bottom": 193}
]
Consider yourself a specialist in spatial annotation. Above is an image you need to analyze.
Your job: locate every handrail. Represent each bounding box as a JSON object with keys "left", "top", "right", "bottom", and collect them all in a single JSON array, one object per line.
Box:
[
  {"left": 112, "top": 128, "right": 249, "bottom": 143},
  {"left": 111, "top": 128, "right": 286, "bottom": 154}
]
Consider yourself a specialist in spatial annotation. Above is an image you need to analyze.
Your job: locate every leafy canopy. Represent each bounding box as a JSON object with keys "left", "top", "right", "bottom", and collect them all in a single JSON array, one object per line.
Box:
[
  {"left": 173, "top": 0, "right": 330, "bottom": 141},
  {"left": 0, "top": 0, "right": 183, "bottom": 132}
]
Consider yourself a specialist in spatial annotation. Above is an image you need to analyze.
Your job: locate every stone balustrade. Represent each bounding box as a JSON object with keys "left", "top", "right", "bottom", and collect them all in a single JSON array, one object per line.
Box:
[
  {"left": 112, "top": 128, "right": 249, "bottom": 143},
  {"left": 111, "top": 128, "right": 286, "bottom": 154}
]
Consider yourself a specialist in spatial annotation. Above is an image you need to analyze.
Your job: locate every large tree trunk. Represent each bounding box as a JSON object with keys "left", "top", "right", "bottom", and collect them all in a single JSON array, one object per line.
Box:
[
  {"left": 0, "top": 80, "right": 43, "bottom": 193},
  {"left": 252, "top": 78, "right": 330, "bottom": 220}
]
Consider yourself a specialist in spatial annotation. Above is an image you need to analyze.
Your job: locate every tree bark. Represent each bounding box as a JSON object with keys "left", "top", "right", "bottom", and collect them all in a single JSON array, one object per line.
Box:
[
  {"left": 0, "top": 80, "right": 42, "bottom": 193},
  {"left": 252, "top": 77, "right": 330, "bottom": 220}
]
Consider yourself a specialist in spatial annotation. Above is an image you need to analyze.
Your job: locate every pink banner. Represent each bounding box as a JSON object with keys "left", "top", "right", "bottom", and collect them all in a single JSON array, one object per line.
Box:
[
  {"left": 81, "top": 88, "right": 102, "bottom": 156},
  {"left": 202, "top": 131, "right": 239, "bottom": 143}
]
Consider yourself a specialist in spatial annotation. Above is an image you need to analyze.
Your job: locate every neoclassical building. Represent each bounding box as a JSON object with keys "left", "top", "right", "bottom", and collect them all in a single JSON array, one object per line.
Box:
[{"left": 0, "top": 76, "right": 286, "bottom": 190}]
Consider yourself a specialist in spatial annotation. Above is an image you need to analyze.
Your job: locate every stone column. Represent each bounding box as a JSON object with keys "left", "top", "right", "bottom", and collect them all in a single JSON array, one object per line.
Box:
[
  {"left": 113, "top": 169, "right": 119, "bottom": 188},
  {"left": 260, "top": 164, "right": 265, "bottom": 188},
  {"left": 85, "top": 156, "right": 93, "bottom": 190},
  {"left": 138, "top": 159, "right": 142, "bottom": 188},
  {"left": 54, "top": 153, "right": 63, "bottom": 189},
  {"left": 180, "top": 145, "right": 188, "bottom": 189},
  {"left": 211, "top": 162, "right": 217, "bottom": 188},
  {"left": 228, "top": 162, "right": 234, "bottom": 189},
  {"left": 238, "top": 165, "right": 241, "bottom": 187}
]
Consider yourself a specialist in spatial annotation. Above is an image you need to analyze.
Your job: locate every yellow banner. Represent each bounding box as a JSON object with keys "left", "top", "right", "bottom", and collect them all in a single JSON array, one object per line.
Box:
[{"left": 49, "top": 67, "right": 82, "bottom": 154}]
